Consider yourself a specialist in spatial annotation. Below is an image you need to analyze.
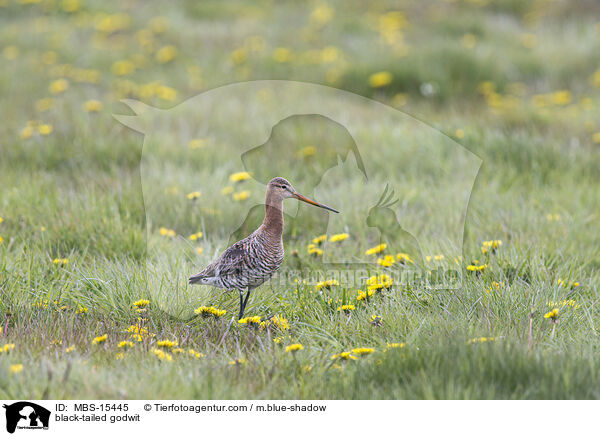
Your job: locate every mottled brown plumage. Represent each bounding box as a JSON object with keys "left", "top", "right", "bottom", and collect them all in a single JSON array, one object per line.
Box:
[{"left": 189, "top": 177, "right": 339, "bottom": 319}]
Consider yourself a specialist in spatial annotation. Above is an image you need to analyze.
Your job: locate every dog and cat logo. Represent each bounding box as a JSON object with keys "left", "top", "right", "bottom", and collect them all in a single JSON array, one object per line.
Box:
[{"left": 2, "top": 402, "right": 50, "bottom": 433}]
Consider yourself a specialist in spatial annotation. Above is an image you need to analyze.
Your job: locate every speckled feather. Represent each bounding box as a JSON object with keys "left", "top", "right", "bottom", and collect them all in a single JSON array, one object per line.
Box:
[{"left": 188, "top": 226, "right": 284, "bottom": 291}]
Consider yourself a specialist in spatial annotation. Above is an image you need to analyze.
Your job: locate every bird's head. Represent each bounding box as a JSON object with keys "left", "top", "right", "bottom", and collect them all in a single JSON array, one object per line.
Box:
[{"left": 267, "top": 177, "right": 339, "bottom": 213}]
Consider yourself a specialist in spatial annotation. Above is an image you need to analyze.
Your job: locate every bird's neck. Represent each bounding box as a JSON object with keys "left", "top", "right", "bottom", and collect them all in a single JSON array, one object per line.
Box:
[{"left": 262, "top": 198, "right": 284, "bottom": 239}]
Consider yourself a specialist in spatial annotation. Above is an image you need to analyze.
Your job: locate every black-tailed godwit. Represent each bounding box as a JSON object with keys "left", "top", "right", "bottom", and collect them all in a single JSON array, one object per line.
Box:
[{"left": 189, "top": 177, "right": 339, "bottom": 319}]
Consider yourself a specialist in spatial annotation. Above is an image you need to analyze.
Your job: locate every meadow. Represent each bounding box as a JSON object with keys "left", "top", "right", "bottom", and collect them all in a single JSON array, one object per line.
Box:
[{"left": 1, "top": 0, "right": 600, "bottom": 399}]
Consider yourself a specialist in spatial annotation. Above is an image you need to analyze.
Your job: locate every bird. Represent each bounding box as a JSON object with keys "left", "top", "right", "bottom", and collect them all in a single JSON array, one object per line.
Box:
[{"left": 189, "top": 177, "right": 339, "bottom": 320}]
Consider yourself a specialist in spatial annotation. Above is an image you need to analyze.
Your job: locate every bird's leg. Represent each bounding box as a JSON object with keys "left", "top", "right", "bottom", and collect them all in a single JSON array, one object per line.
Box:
[
  {"left": 238, "top": 288, "right": 251, "bottom": 320},
  {"left": 237, "top": 290, "right": 244, "bottom": 320}
]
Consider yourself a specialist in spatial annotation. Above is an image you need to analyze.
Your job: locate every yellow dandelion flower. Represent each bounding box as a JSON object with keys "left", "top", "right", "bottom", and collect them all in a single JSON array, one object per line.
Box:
[
  {"left": 156, "top": 85, "right": 177, "bottom": 101},
  {"left": 396, "top": 253, "right": 413, "bottom": 264},
  {"left": 151, "top": 347, "right": 173, "bottom": 361},
  {"left": 544, "top": 308, "right": 559, "bottom": 321},
  {"left": 188, "top": 232, "right": 203, "bottom": 241},
  {"left": 308, "top": 247, "right": 323, "bottom": 256},
  {"left": 310, "top": 4, "right": 334, "bottom": 25},
  {"left": 315, "top": 279, "right": 338, "bottom": 291},
  {"left": 385, "top": 342, "right": 405, "bottom": 350},
  {"left": 156, "top": 45, "right": 177, "bottom": 63},
  {"left": 156, "top": 339, "right": 178, "bottom": 348},
  {"left": 481, "top": 240, "right": 502, "bottom": 253},
  {"left": 260, "top": 315, "right": 289, "bottom": 330},
  {"left": 285, "top": 343, "right": 304, "bottom": 353},
  {"left": 231, "top": 47, "right": 248, "bottom": 65},
  {"left": 52, "top": 258, "right": 68, "bottom": 266},
  {"left": 117, "top": 341, "right": 134, "bottom": 349},
  {"left": 65, "top": 345, "right": 76, "bottom": 353},
  {"left": 188, "top": 349, "right": 204, "bottom": 359},
  {"left": 133, "top": 299, "right": 149, "bottom": 308},
  {"left": 115, "top": 352, "right": 125, "bottom": 360},
  {"left": 377, "top": 254, "right": 395, "bottom": 267},
  {"left": 356, "top": 290, "right": 375, "bottom": 301},
  {"left": 551, "top": 90, "right": 572, "bottom": 106},
  {"left": 49, "top": 79, "right": 69, "bottom": 94},
  {"left": 366, "top": 274, "right": 393, "bottom": 291},
  {"left": 194, "top": 306, "right": 226, "bottom": 317},
  {"left": 196, "top": 247, "right": 203, "bottom": 255},
  {"left": 238, "top": 316, "right": 261, "bottom": 325},
  {"left": 111, "top": 60, "right": 135, "bottom": 76},
  {"left": 299, "top": 146, "right": 317, "bottom": 157},
  {"left": 233, "top": 190, "right": 250, "bottom": 201},
  {"left": 312, "top": 234, "right": 327, "bottom": 244},
  {"left": 187, "top": 191, "right": 201, "bottom": 200},
  {"left": 92, "top": 334, "right": 107, "bottom": 344},
  {"left": 221, "top": 186, "right": 234, "bottom": 196},
  {"left": 467, "top": 337, "right": 496, "bottom": 344},
  {"left": 392, "top": 93, "right": 407, "bottom": 107},
  {"left": 95, "top": 12, "right": 131, "bottom": 33},
  {"left": 229, "top": 357, "right": 248, "bottom": 365},
  {"left": 83, "top": 99, "right": 103, "bottom": 112},
  {"left": 1, "top": 343, "right": 15, "bottom": 353},
  {"left": 61, "top": 0, "right": 80, "bottom": 12},
  {"left": 352, "top": 347, "right": 375, "bottom": 355},
  {"left": 368, "top": 71, "right": 392, "bottom": 88},
  {"left": 9, "top": 364, "right": 23, "bottom": 374},
  {"left": 158, "top": 227, "right": 176, "bottom": 237},
  {"left": 548, "top": 299, "right": 580, "bottom": 310},
  {"left": 331, "top": 351, "right": 356, "bottom": 361},
  {"left": 189, "top": 138, "right": 206, "bottom": 149},
  {"left": 20, "top": 125, "right": 34, "bottom": 139},
  {"left": 365, "top": 243, "right": 386, "bottom": 255},
  {"left": 75, "top": 305, "right": 88, "bottom": 314},
  {"left": 229, "top": 172, "right": 251, "bottom": 183},
  {"left": 370, "top": 315, "right": 383, "bottom": 326},
  {"left": 329, "top": 233, "right": 349, "bottom": 242},
  {"left": 272, "top": 47, "right": 292, "bottom": 63},
  {"left": 337, "top": 304, "right": 355, "bottom": 312}
]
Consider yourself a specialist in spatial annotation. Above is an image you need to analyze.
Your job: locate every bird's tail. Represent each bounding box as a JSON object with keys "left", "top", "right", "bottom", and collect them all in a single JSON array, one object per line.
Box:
[{"left": 188, "top": 274, "right": 205, "bottom": 285}]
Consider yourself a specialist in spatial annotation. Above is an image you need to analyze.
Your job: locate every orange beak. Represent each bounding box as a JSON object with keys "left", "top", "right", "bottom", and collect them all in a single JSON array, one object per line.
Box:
[{"left": 293, "top": 192, "right": 339, "bottom": 213}]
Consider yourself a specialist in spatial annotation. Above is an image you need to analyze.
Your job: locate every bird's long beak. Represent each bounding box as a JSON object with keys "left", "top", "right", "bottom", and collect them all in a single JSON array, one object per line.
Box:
[{"left": 293, "top": 192, "right": 339, "bottom": 213}]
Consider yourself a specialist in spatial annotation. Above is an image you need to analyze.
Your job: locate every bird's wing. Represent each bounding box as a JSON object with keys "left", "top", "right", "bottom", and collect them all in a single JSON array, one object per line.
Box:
[
  {"left": 190, "top": 237, "right": 250, "bottom": 282},
  {"left": 213, "top": 239, "right": 249, "bottom": 277}
]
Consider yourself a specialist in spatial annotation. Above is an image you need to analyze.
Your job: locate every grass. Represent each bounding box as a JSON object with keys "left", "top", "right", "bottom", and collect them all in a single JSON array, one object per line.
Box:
[{"left": 1, "top": 0, "right": 600, "bottom": 399}]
